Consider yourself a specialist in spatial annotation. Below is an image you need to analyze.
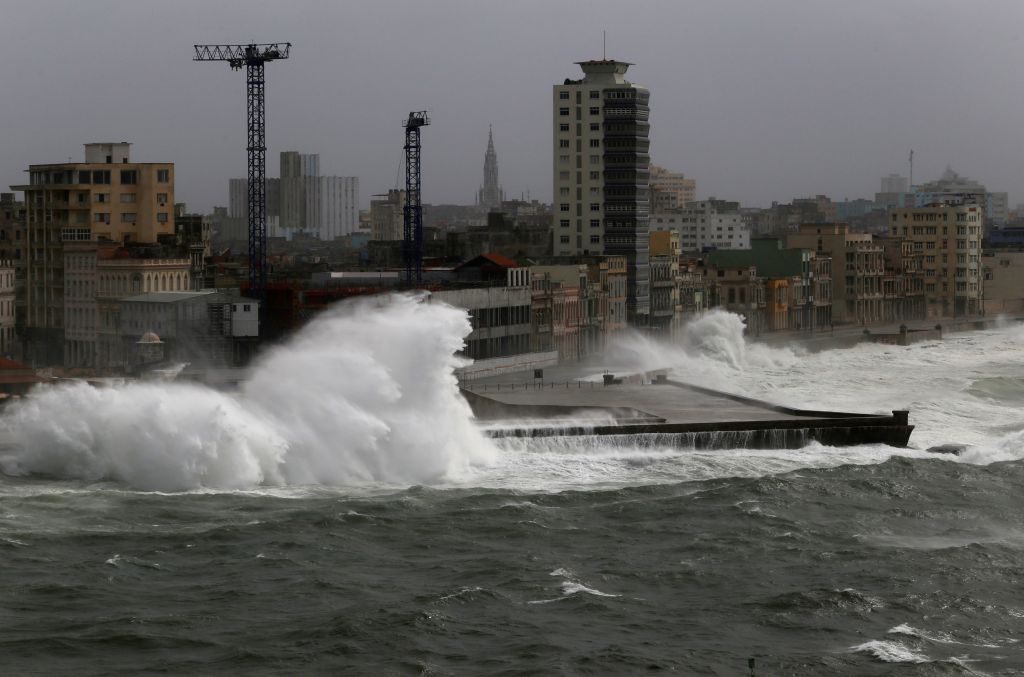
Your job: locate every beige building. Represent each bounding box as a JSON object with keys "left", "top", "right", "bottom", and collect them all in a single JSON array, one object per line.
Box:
[
  {"left": 649, "top": 164, "right": 696, "bottom": 211},
  {"left": 64, "top": 241, "right": 191, "bottom": 369},
  {"left": 370, "top": 189, "right": 406, "bottom": 241},
  {"left": 888, "top": 204, "right": 983, "bottom": 317},
  {"left": 788, "top": 224, "right": 884, "bottom": 325},
  {"left": 983, "top": 251, "right": 1024, "bottom": 315},
  {"left": 12, "top": 142, "right": 174, "bottom": 364}
]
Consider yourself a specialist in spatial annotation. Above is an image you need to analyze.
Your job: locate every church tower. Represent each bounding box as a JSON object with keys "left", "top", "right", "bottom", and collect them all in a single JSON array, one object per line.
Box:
[{"left": 477, "top": 125, "right": 504, "bottom": 210}]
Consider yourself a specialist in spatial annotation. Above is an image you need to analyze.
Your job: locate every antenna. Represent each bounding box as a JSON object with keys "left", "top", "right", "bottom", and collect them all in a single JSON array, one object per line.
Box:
[
  {"left": 603, "top": 30, "right": 606, "bottom": 59},
  {"left": 909, "top": 149, "right": 914, "bottom": 190}
]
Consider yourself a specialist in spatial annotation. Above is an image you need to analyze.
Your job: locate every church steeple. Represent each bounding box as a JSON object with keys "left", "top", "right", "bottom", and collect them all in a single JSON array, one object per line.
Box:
[{"left": 478, "top": 125, "right": 504, "bottom": 210}]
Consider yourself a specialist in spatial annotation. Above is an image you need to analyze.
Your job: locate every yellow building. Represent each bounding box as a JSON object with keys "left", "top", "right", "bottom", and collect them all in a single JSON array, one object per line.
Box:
[
  {"left": 12, "top": 143, "right": 174, "bottom": 364},
  {"left": 888, "top": 203, "right": 982, "bottom": 317}
]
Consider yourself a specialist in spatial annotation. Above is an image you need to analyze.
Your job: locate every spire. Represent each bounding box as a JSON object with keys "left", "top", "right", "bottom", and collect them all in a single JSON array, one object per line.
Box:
[{"left": 479, "top": 124, "right": 503, "bottom": 210}]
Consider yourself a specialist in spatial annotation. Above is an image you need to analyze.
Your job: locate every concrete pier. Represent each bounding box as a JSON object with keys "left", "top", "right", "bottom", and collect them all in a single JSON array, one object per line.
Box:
[{"left": 462, "top": 372, "right": 913, "bottom": 449}]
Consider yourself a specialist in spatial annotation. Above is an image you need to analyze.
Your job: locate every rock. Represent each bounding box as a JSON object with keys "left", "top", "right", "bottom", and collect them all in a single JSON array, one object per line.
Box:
[{"left": 926, "top": 444, "right": 967, "bottom": 455}]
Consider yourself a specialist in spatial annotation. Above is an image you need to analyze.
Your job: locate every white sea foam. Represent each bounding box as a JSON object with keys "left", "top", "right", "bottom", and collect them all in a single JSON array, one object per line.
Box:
[
  {"left": 850, "top": 639, "right": 931, "bottom": 663},
  {"left": 0, "top": 294, "right": 496, "bottom": 491}
]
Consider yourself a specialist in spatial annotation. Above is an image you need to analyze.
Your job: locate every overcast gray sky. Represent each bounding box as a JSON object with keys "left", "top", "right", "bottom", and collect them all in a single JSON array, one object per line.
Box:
[{"left": 3, "top": 0, "right": 1023, "bottom": 212}]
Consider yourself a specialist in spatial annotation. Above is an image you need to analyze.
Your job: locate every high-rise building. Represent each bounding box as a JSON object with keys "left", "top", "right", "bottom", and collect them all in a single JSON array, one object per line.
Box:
[
  {"left": 280, "top": 151, "right": 320, "bottom": 233},
  {"left": 319, "top": 176, "right": 359, "bottom": 240},
  {"left": 11, "top": 142, "right": 174, "bottom": 364},
  {"left": 913, "top": 166, "right": 1008, "bottom": 226},
  {"left": 650, "top": 199, "right": 750, "bottom": 252},
  {"left": 553, "top": 59, "right": 650, "bottom": 324},
  {"left": 370, "top": 189, "right": 406, "bottom": 241},
  {"left": 477, "top": 126, "right": 504, "bottom": 211}
]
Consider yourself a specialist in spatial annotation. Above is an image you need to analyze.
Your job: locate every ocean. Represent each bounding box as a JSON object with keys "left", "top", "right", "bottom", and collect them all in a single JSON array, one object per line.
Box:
[{"left": 0, "top": 297, "right": 1022, "bottom": 675}]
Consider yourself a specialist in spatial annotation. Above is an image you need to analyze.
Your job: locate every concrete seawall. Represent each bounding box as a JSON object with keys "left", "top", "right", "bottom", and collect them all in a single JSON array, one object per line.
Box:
[{"left": 463, "top": 376, "right": 913, "bottom": 449}]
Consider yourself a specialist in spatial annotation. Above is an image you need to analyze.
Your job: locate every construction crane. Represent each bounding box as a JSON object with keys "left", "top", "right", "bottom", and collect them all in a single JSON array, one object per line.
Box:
[
  {"left": 193, "top": 43, "right": 291, "bottom": 298},
  {"left": 402, "top": 111, "right": 430, "bottom": 285}
]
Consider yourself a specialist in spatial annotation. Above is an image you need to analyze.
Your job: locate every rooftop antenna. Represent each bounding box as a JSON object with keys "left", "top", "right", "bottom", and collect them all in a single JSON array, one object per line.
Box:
[
  {"left": 603, "top": 30, "right": 606, "bottom": 59},
  {"left": 909, "top": 149, "right": 914, "bottom": 190}
]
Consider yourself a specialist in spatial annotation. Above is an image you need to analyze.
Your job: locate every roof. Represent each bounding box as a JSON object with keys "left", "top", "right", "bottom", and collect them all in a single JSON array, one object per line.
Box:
[
  {"left": 454, "top": 252, "right": 518, "bottom": 271},
  {"left": 121, "top": 290, "right": 220, "bottom": 304},
  {"left": 0, "top": 356, "right": 33, "bottom": 371}
]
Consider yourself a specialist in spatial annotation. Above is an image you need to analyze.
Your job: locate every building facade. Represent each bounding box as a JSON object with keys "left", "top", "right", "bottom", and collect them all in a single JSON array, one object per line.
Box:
[
  {"left": 888, "top": 204, "right": 983, "bottom": 317},
  {"left": 651, "top": 199, "right": 750, "bottom": 252},
  {"left": 280, "top": 151, "right": 320, "bottom": 234},
  {"left": 787, "top": 223, "right": 884, "bottom": 325},
  {"left": 649, "top": 164, "right": 696, "bottom": 211},
  {"left": 553, "top": 59, "right": 650, "bottom": 325},
  {"left": 11, "top": 142, "right": 174, "bottom": 365},
  {"left": 319, "top": 176, "right": 359, "bottom": 240},
  {"left": 370, "top": 189, "right": 406, "bottom": 241}
]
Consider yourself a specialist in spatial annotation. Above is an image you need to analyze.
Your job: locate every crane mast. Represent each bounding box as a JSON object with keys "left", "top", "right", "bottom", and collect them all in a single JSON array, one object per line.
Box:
[
  {"left": 402, "top": 111, "right": 430, "bottom": 285},
  {"left": 194, "top": 43, "right": 291, "bottom": 299}
]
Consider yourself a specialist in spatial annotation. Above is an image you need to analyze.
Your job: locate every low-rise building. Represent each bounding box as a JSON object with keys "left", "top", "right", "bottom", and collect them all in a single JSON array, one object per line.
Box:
[
  {"left": 788, "top": 223, "right": 884, "bottom": 325},
  {"left": 116, "top": 290, "right": 256, "bottom": 370}
]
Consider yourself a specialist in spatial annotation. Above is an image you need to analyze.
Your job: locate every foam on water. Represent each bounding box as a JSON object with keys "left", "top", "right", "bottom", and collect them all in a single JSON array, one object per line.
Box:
[{"left": 0, "top": 294, "right": 496, "bottom": 491}]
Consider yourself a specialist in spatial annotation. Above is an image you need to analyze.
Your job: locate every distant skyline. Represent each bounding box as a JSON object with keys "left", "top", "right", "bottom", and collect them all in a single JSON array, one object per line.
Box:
[{"left": 2, "top": 0, "right": 1022, "bottom": 212}]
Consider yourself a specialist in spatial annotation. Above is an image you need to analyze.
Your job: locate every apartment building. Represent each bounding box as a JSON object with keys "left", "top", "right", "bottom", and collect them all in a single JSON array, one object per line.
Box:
[
  {"left": 553, "top": 59, "right": 650, "bottom": 325},
  {"left": 651, "top": 199, "right": 751, "bottom": 252},
  {"left": 888, "top": 203, "right": 983, "bottom": 317},
  {"left": 11, "top": 143, "right": 174, "bottom": 364},
  {"left": 788, "top": 224, "right": 884, "bottom": 325}
]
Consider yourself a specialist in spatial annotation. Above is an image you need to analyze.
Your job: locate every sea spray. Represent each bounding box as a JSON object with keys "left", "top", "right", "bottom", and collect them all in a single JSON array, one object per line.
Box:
[
  {"left": 599, "top": 309, "right": 797, "bottom": 390},
  {"left": 0, "top": 294, "right": 496, "bottom": 490}
]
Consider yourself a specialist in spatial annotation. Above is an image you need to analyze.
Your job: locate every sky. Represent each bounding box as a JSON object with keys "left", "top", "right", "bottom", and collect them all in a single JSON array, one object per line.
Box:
[{"left": 2, "top": 0, "right": 1023, "bottom": 212}]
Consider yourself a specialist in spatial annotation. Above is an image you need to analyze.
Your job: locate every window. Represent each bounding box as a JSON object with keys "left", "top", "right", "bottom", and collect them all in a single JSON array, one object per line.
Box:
[
  {"left": 119, "top": 170, "right": 137, "bottom": 185},
  {"left": 559, "top": 139, "right": 570, "bottom": 148},
  {"left": 590, "top": 235, "right": 600, "bottom": 243},
  {"left": 590, "top": 203, "right": 600, "bottom": 212},
  {"left": 157, "top": 193, "right": 168, "bottom": 204},
  {"left": 590, "top": 123, "right": 600, "bottom": 131},
  {"left": 95, "top": 193, "right": 110, "bottom": 203},
  {"left": 589, "top": 139, "right": 600, "bottom": 147},
  {"left": 157, "top": 169, "right": 169, "bottom": 183},
  {"left": 157, "top": 212, "right": 168, "bottom": 223},
  {"left": 559, "top": 154, "right": 569, "bottom": 163},
  {"left": 559, "top": 107, "right": 570, "bottom": 116},
  {"left": 94, "top": 213, "right": 110, "bottom": 224},
  {"left": 121, "top": 213, "right": 136, "bottom": 224},
  {"left": 559, "top": 203, "right": 570, "bottom": 212},
  {"left": 559, "top": 219, "right": 570, "bottom": 228},
  {"left": 120, "top": 193, "right": 136, "bottom": 203},
  {"left": 559, "top": 91, "right": 569, "bottom": 100},
  {"left": 559, "top": 171, "right": 570, "bottom": 180},
  {"left": 559, "top": 123, "right": 569, "bottom": 132},
  {"left": 589, "top": 171, "right": 600, "bottom": 180},
  {"left": 92, "top": 170, "right": 111, "bottom": 184},
  {"left": 589, "top": 155, "right": 600, "bottom": 165},
  {"left": 589, "top": 90, "right": 600, "bottom": 99},
  {"left": 589, "top": 107, "right": 600, "bottom": 115},
  {"left": 560, "top": 235, "right": 570, "bottom": 244},
  {"left": 559, "top": 187, "right": 569, "bottom": 196},
  {"left": 590, "top": 219, "right": 600, "bottom": 228}
]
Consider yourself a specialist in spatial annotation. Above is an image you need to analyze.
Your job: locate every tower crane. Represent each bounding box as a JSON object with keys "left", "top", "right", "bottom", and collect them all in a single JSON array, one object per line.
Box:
[
  {"left": 194, "top": 43, "right": 291, "bottom": 298},
  {"left": 402, "top": 111, "right": 430, "bottom": 285}
]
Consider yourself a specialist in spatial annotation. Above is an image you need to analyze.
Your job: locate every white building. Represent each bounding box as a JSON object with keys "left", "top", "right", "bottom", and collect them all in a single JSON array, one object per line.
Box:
[
  {"left": 651, "top": 199, "right": 750, "bottom": 252},
  {"left": 553, "top": 59, "right": 651, "bottom": 324},
  {"left": 319, "top": 176, "right": 359, "bottom": 240}
]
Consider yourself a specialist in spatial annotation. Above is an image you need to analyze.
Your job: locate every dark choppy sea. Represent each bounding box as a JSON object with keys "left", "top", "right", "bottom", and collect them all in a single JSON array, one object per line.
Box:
[
  {"left": 1, "top": 458, "right": 1022, "bottom": 675},
  {"left": 2, "top": 304, "right": 1024, "bottom": 674}
]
